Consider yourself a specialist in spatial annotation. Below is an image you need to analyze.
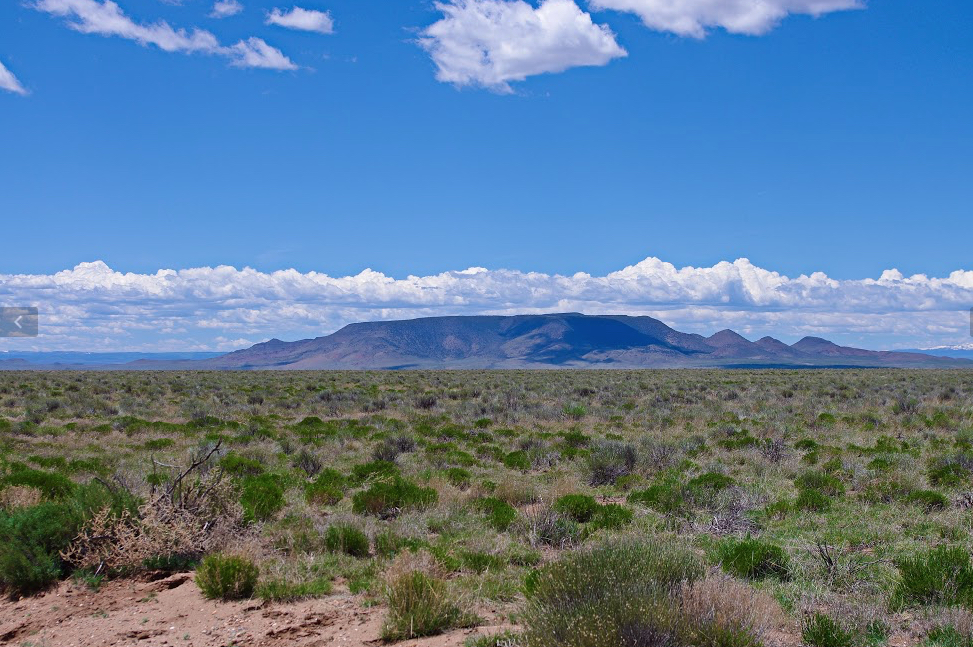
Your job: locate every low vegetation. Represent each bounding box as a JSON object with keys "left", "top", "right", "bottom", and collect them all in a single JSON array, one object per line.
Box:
[{"left": 0, "top": 369, "right": 972, "bottom": 644}]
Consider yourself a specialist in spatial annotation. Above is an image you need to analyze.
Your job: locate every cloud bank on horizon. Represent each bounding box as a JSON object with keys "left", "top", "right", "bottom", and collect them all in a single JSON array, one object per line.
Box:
[
  {"left": 2, "top": 0, "right": 862, "bottom": 94},
  {"left": 1, "top": 257, "right": 970, "bottom": 353}
]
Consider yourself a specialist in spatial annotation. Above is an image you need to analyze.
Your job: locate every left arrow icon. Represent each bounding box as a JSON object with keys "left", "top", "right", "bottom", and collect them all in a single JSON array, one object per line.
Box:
[{"left": 14, "top": 316, "right": 22, "bottom": 329}]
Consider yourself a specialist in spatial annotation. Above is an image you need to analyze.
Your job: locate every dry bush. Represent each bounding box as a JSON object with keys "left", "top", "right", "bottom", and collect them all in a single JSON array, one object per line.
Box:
[
  {"left": 62, "top": 473, "right": 242, "bottom": 574},
  {"left": 679, "top": 576, "right": 786, "bottom": 639},
  {"left": 493, "top": 476, "right": 539, "bottom": 506},
  {"left": 518, "top": 506, "right": 583, "bottom": 549},
  {"left": 935, "top": 607, "right": 973, "bottom": 635},
  {"left": 0, "top": 485, "right": 43, "bottom": 510}
]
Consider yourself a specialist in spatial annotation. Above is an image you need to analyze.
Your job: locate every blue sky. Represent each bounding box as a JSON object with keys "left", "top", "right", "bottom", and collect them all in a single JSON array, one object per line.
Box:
[{"left": 1, "top": 0, "right": 972, "bottom": 351}]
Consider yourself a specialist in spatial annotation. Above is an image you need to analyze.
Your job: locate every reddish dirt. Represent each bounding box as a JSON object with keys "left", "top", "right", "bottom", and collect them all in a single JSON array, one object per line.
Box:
[{"left": 0, "top": 574, "right": 505, "bottom": 647}]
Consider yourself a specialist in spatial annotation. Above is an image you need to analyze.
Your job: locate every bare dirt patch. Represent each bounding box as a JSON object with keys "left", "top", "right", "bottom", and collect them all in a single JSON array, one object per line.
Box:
[{"left": 0, "top": 574, "right": 500, "bottom": 647}]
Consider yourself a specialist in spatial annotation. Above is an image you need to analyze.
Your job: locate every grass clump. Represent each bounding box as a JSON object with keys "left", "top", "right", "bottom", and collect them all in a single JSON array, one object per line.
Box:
[
  {"left": 905, "top": 489, "right": 949, "bottom": 511},
  {"left": 590, "top": 503, "right": 633, "bottom": 531},
  {"left": 553, "top": 494, "right": 600, "bottom": 523},
  {"left": 324, "top": 523, "right": 370, "bottom": 558},
  {"left": 257, "top": 576, "right": 332, "bottom": 602},
  {"left": 352, "top": 476, "right": 437, "bottom": 517},
  {"left": 928, "top": 626, "right": 973, "bottom": 647},
  {"left": 717, "top": 536, "right": 790, "bottom": 581},
  {"left": 587, "top": 440, "right": 637, "bottom": 486},
  {"left": 195, "top": 554, "right": 258, "bottom": 600},
  {"left": 522, "top": 536, "right": 775, "bottom": 647},
  {"left": 795, "top": 471, "right": 845, "bottom": 497},
  {"left": 240, "top": 474, "right": 286, "bottom": 522},
  {"left": 795, "top": 488, "right": 832, "bottom": 512},
  {"left": 305, "top": 468, "right": 347, "bottom": 506},
  {"left": 628, "top": 481, "right": 687, "bottom": 515},
  {"left": 688, "top": 472, "right": 735, "bottom": 493},
  {"left": 350, "top": 460, "right": 399, "bottom": 485},
  {"left": 381, "top": 557, "right": 476, "bottom": 640},
  {"left": 475, "top": 497, "right": 517, "bottom": 531},
  {"left": 891, "top": 545, "right": 973, "bottom": 609},
  {"left": 802, "top": 613, "right": 855, "bottom": 647}
]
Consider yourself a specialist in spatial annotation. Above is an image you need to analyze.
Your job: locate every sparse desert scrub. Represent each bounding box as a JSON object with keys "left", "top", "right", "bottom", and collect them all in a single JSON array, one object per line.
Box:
[{"left": 0, "top": 369, "right": 972, "bottom": 642}]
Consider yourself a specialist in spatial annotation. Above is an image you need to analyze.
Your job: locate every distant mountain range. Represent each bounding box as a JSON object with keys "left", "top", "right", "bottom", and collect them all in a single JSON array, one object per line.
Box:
[{"left": 2, "top": 314, "right": 970, "bottom": 370}]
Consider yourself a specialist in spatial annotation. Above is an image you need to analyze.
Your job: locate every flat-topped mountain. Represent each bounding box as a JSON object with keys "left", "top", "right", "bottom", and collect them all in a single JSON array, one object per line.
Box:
[{"left": 192, "top": 313, "right": 969, "bottom": 370}]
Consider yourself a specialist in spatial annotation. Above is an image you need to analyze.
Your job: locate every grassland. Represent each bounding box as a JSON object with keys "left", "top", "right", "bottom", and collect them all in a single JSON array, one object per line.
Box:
[{"left": 2, "top": 369, "right": 973, "bottom": 646}]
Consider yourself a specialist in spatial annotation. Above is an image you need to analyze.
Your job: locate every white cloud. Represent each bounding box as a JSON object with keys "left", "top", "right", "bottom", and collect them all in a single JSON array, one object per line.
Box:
[
  {"left": 33, "top": 0, "right": 296, "bottom": 70},
  {"left": 230, "top": 37, "right": 299, "bottom": 69},
  {"left": 0, "top": 59, "right": 28, "bottom": 96},
  {"left": 266, "top": 6, "right": 335, "bottom": 34},
  {"left": 419, "top": 0, "right": 626, "bottom": 92},
  {"left": 588, "top": 0, "right": 863, "bottom": 38},
  {"left": 210, "top": 0, "right": 243, "bottom": 19},
  {"left": 2, "top": 257, "right": 972, "bottom": 352}
]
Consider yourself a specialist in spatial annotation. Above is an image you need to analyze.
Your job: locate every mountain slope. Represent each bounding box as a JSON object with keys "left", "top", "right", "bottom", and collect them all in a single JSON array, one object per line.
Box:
[{"left": 197, "top": 313, "right": 971, "bottom": 370}]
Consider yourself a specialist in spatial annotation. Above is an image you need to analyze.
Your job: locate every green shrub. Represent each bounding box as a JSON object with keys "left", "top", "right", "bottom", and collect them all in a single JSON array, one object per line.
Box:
[
  {"left": 0, "top": 482, "right": 130, "bottom": 596},
  {"left": 794, "top": 471, "right": 845, "bottom": 497},
  {"left": 521, "top": 537, "right": 704, "bottom": 647},
  {"left": 928, "top": 626, "right": 973, "bottom": 647},
  {"left": 821, "top": 457, "right": 843, "bottom": 473},
  {"left": 324, "top": 523, "right": 370, "bottom": 558},
  {"left": 474, "top": 497, "right": 517, "bottom": 532},
  {"left": 240, "top": 474, "right": 286, "bottom": 523},
  {"left": 195, "top": 554, "right": 258, "bottom": 600},
  {"left": 460, "top": 550, "right": 505, "bottom": 573},
  {"left": 350, "top": 460, "right": 399, "bottom": 485},
  {"left": 0, "top": 502, "right": 80, "bottom": 595},
  {"left": 628, "top": 481, "right": 687, "bottom": 515},
  {"left": 553, "top": 494, "right": 600, "bottom": 523},
  {"left": 795, "top": 488, "right": 832, "bottom": 512},
  {"left": 444, "top": 467, "right": 472, "bottom": 489},
  {"left": 763, "top": 499, "right": 792, "bottom": 520},
  {"left": 305, "top": 468, "right": 347, "bottom": 505},
  {"left": 905, "top": 489, "right": 949, "bottom": 511},
  {"left": 867, "top": 457, "right": 893, "bottom": 472},
  {"left": 590, "top": 504, "right": 633, "bottom": 531},
  {"left": 717, "top": 536, "right": 790, "bottom": 580},
  {"left": 352, "top": 477, "right": 437, "bottom": 516},
  {"left": 374, "top": 531, "right": 429, "bottom": 558},
  {"left": 1, "top": 468, "right": 75, "bottom": 500},
  {"left": 928, "top": 454, "right": 973, "bottom": 487},
  {"left": 892, "top": 545, "right": 973, "bottom": 609},
  {"left": 802, "top": 613, "right": 855, "bottom": 647},
  {"left": 503, "top": 451, "right": 531, "bottom": 472},
  {"left": 218, "top": 453, "right": 264, "bottom": 477},
  {"left": 381, "top": 570, "right": 474, "bottom": 640},
  {"left": 476, "top": 497, "right": 517, "bottom": 531},
  {"left": 687, "top": 472, "right": 735, "bottom": 493}
]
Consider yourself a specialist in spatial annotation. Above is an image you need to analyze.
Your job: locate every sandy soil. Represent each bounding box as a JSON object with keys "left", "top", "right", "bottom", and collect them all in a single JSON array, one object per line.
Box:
[{"left": 0, "top": 574, "right": 503, "bottom": 647}]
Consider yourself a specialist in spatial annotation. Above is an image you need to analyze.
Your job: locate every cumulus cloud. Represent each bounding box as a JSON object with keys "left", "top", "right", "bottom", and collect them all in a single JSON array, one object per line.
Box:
[
  {"left": 587, "top": 0, "right": 863, "bottom": 38},
  {"left": 33, "top": 0, "right": 296, "bottom": 70},
  {"left": 266, "top": 6, "right": 335, "bottom": 34},
  {"left": 210, "top": 0, "right": 243, "bottom": 19},
  {"left": 1, "top": 257, "right": 972, "bottom": 352},
  {"left": 420, "top": 0, "right": 626, "bottom": 91},
  {"left": 0, "top": 59, "right": 28, "bottom": 96}
]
